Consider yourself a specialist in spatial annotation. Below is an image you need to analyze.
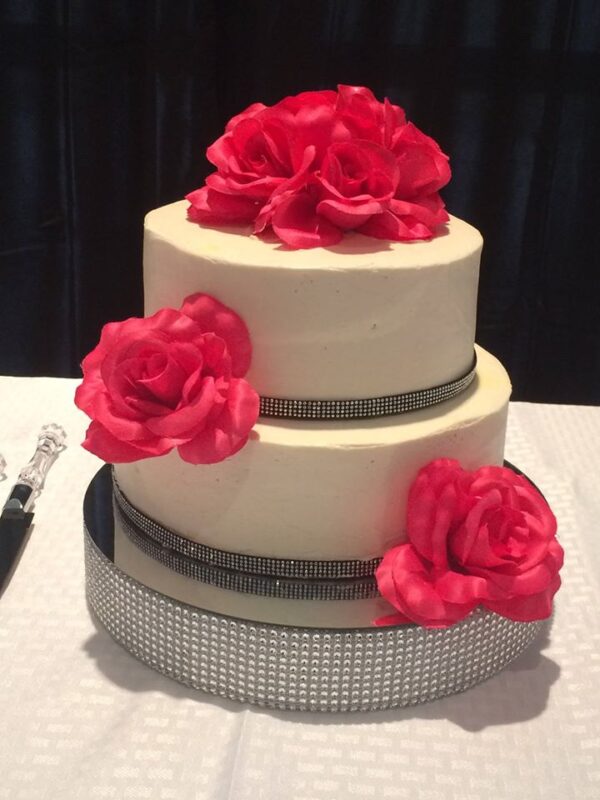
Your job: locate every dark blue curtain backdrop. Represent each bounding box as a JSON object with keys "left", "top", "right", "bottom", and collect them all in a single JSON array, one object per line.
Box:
[{"left": 1, "top": 1, "right": 599, "bottom": 402}]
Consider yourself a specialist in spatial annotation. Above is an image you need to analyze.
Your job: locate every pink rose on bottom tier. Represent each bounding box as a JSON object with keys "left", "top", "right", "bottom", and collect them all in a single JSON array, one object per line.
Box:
[
  {"left": 75, "top": 293, "right": 259, "bottom": 465},
  {"left": 375, "top": 458, "right": 563, "bottom": 628}
]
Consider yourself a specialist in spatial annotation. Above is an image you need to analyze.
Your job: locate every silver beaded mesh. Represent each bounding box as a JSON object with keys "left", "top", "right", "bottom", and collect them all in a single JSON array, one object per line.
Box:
[
  {"left": 85, "top": 528, "right": 545, "bottom": 712},
  {"left": 259, "top": 355, "right": 477, "bottom": 420}
]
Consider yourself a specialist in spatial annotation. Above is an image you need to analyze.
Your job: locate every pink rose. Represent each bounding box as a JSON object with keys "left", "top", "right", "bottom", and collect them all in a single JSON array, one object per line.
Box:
[
  {"left": 75, "top": 294, "right": 259, "bottom": 465},
  {"left": 315, "top": 140, "right": 400, "bottom": 229},
  {"left": 274, "top": 89, "right": 341, "bottom": 164},
  {"left": 360, "top": 123, "right": 450, "bottom": 241},
  {"left": 335, "top": 84, "right": 406, "bottom": 145},
  {"left": 376, "top": 459, "right": 563, "bottom": 628},
  {"left": 186, "top": 85, "right": 452, "bottom": 248},
  {"left": 391, "top": 122, "right": 451, "bottom": 197},
  {"left": 187, "top": 90, "right": 337, "bottom": 226}
]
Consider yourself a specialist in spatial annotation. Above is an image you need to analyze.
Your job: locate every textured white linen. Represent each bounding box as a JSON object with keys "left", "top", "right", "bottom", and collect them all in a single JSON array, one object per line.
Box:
[{"left": 0, "top": 376, "right": 598, "bottom": 800}]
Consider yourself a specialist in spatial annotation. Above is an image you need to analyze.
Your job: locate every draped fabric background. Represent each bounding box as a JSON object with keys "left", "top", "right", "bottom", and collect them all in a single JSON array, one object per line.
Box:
[{"left": 1, "top": 0, "right": 599, "bottom": 402}]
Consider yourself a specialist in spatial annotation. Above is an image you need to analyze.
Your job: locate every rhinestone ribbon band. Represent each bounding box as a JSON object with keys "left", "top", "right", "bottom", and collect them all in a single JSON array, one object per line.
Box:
[
  {"left": 113, "top": 476, "right": 380, "bottom": 601},
  {"left": 258, "top": 352, "right": 477, "bottom": 420},
  {"left": 113, "top": 475, "right": 381, "bottom": 580},
  {"left": 85, "top": 526, "right": 546, "bottom": 712}
]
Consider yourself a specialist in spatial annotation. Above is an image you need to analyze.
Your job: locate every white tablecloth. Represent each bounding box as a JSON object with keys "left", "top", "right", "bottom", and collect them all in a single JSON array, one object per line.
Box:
[{"left": 0, "top": 376, "right": 599, "bottom": 800}]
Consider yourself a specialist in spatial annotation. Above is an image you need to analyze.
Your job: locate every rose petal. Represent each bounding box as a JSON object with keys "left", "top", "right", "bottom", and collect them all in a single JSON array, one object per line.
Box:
[
  {"left": 383, "top": 97, "right": 407, "bottom": 148},
  {"left": 358, "top": 209, "right": 435, "bottom": 241},
  {"left": 75, "top": 317, "right": 140, "bottom": 415},
  {"left": 316, "top": 197, "right": 385, "bottom": 229},
  {"left": 74, "top": 369, "right": 105, "bottom": 417},
  {"left": 450, "top": 491, "right": 507, "bottom": 568},
  {"left": 177, "top": 427, "right": 249, "bottom": 465},
  {"left": 186, "top": 185, "right": 259, "bottom": 224},
  {"left": 484, "top": 575, "right": 561, "bottom": 621},
  {"left": 435, "top": 570, "right": 492, "bottom": 603},
  {"left": 406, "top": 459, "right": 464, "bottom": 565},
  {"left": 219, "top": 377, "right": 260, "bottom": 433},
  {"left": 276, "top": 92, "right": 338, "bottom": 166},
  {"left": 81, "top": 421, "right": 174, "bottom": 463},
  {"left": 145, "top": 376, "right": 218, "bottom": 437},
  {"left": 99, "top": 309, "right": 193, "bottom": 389},
  {"left": 207, "top": 170, "right": 285, "bottom": 200},
  {"left": 271, "top": 191, "right": 343, "bottom": 249},
  {"left": 467, "top": 552, "right": 561, "bottom": 595},
  {"left": 90, "top": 391, "right": 150, "bottom": 441},
  {"left": 253, "top": 146, "right": 317, "bottom": 234},
  {"left": 469, "top": 466, "right": 554, "bottom": 528},
  {"left": 180, "top": 296, "right": 252, "bottom": 377},
  {"left": 225, "top": 102, "right": 268, "bottom": 132},
  {"left": 391, "top": 122, "right": 451, "bottom": 196},
  {"left": 176, "top": 377, "right": 259, "bottom": 465},
  {"left": 390, "top": 196, "right": 449, "bottom": 229},
  {"left": 373, "top": 612, "right": 413, "bottom": 627},
  {"left": 375, "top": 544, "right": 477, "bottom": 628},
  {"left": 336, "top": 85, "right": 385, "bottom": 142}
]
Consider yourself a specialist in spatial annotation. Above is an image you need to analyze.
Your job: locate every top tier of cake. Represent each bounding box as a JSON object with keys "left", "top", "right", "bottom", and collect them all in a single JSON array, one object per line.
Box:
[{"left": 144, "top": 200, "right": 483, "bottom": 400}]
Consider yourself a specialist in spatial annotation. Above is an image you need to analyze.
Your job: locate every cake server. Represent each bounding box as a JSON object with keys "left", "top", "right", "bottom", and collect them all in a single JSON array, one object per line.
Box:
[{"left": 0, "top": 424, "right": 66, "bottom": 593}]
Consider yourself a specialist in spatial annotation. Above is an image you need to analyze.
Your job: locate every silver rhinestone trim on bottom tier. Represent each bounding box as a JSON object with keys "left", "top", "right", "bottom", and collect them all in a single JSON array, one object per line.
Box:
[
  {"left": 85, "top": 528, "right": 546, "bottom": 712},
  {"left": 112, "top": 474, "right": 382, "bottom": 582},
  {"left": 117, "top": 511, "right": 379, "bottom": 601}
]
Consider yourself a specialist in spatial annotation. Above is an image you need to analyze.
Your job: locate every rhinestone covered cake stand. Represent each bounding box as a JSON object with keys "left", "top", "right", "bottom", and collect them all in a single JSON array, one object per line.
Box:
[{"left": 84, "top": 466, "right": 546, "bottom": 713}]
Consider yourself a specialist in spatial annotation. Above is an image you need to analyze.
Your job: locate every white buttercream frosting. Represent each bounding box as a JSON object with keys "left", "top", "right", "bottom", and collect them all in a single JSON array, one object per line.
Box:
[{"left": 143, "top": 200, "right": 483, "bottom": 400}]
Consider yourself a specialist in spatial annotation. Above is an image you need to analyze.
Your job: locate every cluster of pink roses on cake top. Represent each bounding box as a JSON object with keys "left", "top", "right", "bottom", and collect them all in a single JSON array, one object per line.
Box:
[
  {"left": 187, "top": 85, "right": 451, "bottom": 248},
  {"left": 376, "top": 459, "right": 563, "bottom": 628}
]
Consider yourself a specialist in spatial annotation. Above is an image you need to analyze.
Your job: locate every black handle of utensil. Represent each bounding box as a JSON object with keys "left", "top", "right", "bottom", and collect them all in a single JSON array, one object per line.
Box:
[{"left": 0, "top": 510, "right": 34, "bottom": 591}]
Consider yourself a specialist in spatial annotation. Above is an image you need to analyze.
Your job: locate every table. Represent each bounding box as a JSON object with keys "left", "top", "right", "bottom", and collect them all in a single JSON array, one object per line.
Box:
[{"left": 0, "top": 376, "right": 599, "bottom": 800}]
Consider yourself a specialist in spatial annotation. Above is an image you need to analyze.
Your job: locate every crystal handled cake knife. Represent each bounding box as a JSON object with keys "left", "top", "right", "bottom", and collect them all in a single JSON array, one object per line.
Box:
[{"left": 0, "top": 424, "right": 66, "bottom": 593}]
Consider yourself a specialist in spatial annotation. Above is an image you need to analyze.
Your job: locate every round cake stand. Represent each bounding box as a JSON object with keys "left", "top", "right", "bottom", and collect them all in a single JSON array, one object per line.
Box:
[{"left": 84, "top": 465, "right": 547, "bottom": 713}]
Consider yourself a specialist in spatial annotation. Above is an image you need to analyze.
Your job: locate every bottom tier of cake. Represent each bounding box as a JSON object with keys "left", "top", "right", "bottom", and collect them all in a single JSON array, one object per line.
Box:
[
  {"left": 113, "top": 345, "right": 511, "bottom": 564},
  {"left": 84, "top": 466, "right": 546, "bottom": 712}
]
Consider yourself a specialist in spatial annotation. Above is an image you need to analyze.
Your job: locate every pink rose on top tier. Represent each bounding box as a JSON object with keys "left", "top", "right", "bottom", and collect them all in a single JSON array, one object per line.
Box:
[
  {"left": 375, "top": 459, "right": 563, "bottom": 629},
  {"left": 75, "top": 294, "right": 259, "bottom": 465},
  {"left": 186, "top": 85, "right": 451, "bottom": 249}
]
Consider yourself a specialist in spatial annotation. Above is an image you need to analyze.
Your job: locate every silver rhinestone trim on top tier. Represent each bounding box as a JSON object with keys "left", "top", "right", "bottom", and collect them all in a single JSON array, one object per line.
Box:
[
  {"left": 112, "top": 474, "right": 381, "bottom": 581},
  {"left": 259, "top": 353, "right": 477, "bottom": 420},
  {"left": 85, "top": 528, "right": 546, "bottom": 712}
]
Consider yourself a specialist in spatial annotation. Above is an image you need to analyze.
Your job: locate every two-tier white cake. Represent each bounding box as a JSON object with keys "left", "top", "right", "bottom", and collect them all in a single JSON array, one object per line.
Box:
[
  {"left": 110, "top": 200, "right": 511, "bottom": 628},
  {"left": 81, "top": 87, "right": 559, "bottom": 710}
]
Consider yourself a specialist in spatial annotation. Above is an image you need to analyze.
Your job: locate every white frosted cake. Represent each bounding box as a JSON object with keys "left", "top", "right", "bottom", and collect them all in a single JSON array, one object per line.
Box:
[
  {"left": 79, "top": 88, "right": 561, "bottom": 705},
  {"left": 110, "top": 201, "right": 510, "bottom": 627}
]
